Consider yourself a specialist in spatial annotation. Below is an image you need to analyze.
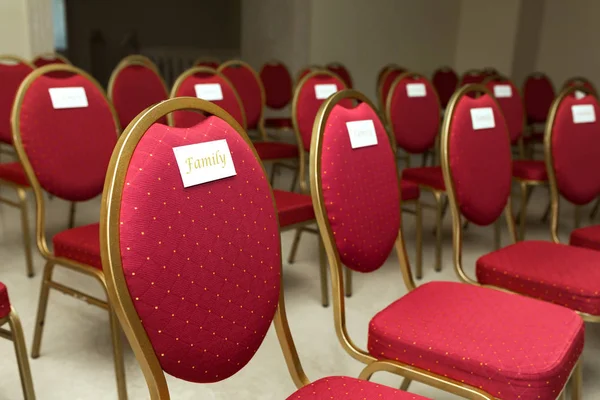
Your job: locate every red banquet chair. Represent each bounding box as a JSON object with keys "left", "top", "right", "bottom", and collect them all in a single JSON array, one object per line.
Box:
[
  {"left": 11, "top": 64, "right": 127, "bottom": 399},
  {"left": 0, "top": 282, "right": 36, "bottom": 399},
  {"left": 193, "top": 57, "right": 219, "bottom": 69},
  {"left": 377, "top": 64, "right": 406, "bottom": 111},
  {"left": 259, "top": 60, "right": 294, "bottom": 130},
  {"left": 99, "top": 97, "right": 428, "bottom": 400},
  {"left": 326, "top": 62, "right": 353, "bottom": 88},
  {"left": 295, "top": 65, "right": 322, "bottom": 88},
  {"left": 523, "top": 72, "right": 555, "bottom": 149},
  {"left": 311, "top": 88, "right": 585, "bottom": 400},
  {"left": 170, "top": 66, "right": 329, "bottom": 306},
  {"left": 31, "top": 53, "right": 70, "bottom": 68},
  {"left": 108, "top": 54, "right": 169, "bottom": 129},
  {"left": 458, "top": 69, "right": 485, "bottom": 86},
  {"left": 431, "top": 66, "right": 458, "bottom": 109}
]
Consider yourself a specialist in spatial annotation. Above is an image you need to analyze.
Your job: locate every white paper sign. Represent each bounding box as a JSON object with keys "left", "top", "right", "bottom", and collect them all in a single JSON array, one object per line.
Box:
[
  {"left": 574, "top": 90, "right": 586, "bottom": 100},
  {"left": 172, "top": 139, "right": 237, "bottom": 188},
  {"left": 470, "top": 107, "right": 495, "bottom": 130},
  {"left": 194, "top": 83, "right": 223, "bottom": 101},
  {"left": 48, "top": 87, "right": 88, "bottom": 109},
  {"left": 493, "top": 85, "right": 513, "bottom": 98},
  {"left": 406, "top": 83, "right": 426, "bottom": 97},
  {"left": 346, "top": 120, "right": 378, "bottom": 149},
  {"left": 572, "top": 104, "right": 596, "bottom": 124},
  {"left": 314, "top": 84, "right": 338, "bottom": 99}
]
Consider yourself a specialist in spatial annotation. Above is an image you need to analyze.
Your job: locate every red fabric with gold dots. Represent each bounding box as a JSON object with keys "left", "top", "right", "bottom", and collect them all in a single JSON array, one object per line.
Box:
[
  {"left": 388, "top": 75, "right": 440, "bottom": 154},
  {"left": 570, "top": 225, "right": 600, "bottom": 251},
  {"left": 0, "top": 62, "right": 34, "bottom": 144},
  {"left": 0, "top": 282, "right": 10, "bottom": 319},
  {"left": 53, "top": 223, "right": 102, "bottom": 269},
  {"left": 400, "top": 179, "right": 420, "bottom": 201},
  {"left": 111, "top": 64, "right": 168, "bottom": 129},
  {"left": 295, "top": 74, "right": 346, "bottom": 151},
  {"left": 477, "top": 240, "right": 600, "bottom": 315},
  {"left": 260, "top": 62, "right": 292, "bottom": 109},
  {"left": 524, "top": 75, "right": 555, "bottom": 124},
  {"left": 287, "top": 376, "right": 429, "bottom": 400},
  {"left": 172, "top": 73, "right": 244, "bottom": 129},
  {"left": 550, "top": 94, "right": 600, "bottom": 205},
  {"left": 273, "top": 190, "right": 314, "bottom": 228},
  {"left": 447, "top": 94, "right": 511, "bottom": 226},
  {"left": 485, "top": 80, "right": 524, "bottom": 144},
  {"left": 118, "top": 117, "right": 281, "bottom": 383},
  {"left": 219, "top": 65, "right": 263, "bottom": 130},
  {"left": 0, "top": 162, "right": 29, "bottom": 186},
  {"left": 432, "top": 67, "right": 458, "bottom": 108},
  {"left": 369, "top": 281, "right": 584, "bottom": 400},
  {"left": 320, "top": 102, "right": 399, "bottom": 273},
  {"left": 253, "top": 142, "right": 298, "bottom": 160},
  {"left": 326, "top": 65, "right": 353, "bottom": 88},
  {"left": 15, "top": 73, "right": 118, "bottom": 201}
]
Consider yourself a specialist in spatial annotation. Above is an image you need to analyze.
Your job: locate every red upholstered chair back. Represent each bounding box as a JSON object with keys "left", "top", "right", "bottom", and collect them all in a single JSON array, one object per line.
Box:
[
  {"left": 326, "top": 63, "right": 353, "bottom": 88},
  {"left": 485, "top": 77, "right": 524, "bottom": 145},
  {"left": 259, "top": 61, "right": 292, "bottom": 109},
  {"left": 546, "top": 87, "right": 600, "bottom": 206},
  {"left": 32, "top": 54, "right": 69, "bottom": 68},
  {"left": 432, "top": 66, "right": 458, "bottom": 108},
  {"left": 170, "top": 67, "right": 246, "bottom": 129},
  {"left": 311, "top": 91, "right": 400, "bottom": 273},
  {"left": 386, "top": 73, "right": 440, "bottom": 154},
  {"left": 0, "top": 56, "right": 34, "bottom": 144},
  {"left": 11, "top": 64, "right": 119, "bottom": 202},
  {"left": 459, "top": 70, "right": 485, "bottom": 86},
  {"left": 100, "top": 98, "right": 282, "bottom": 389},
  {"left": 523, "top": 73, "right": 555, "bottom": 124},
  {"left": 292, "top": 71, "right": 347, "bottom": 152},
  {"left": 482, "top": 67, "right": 499, "bottom": 78},
  {"left": 441, "top": 85, "right": 512, "bottom": 226},
  {"left": 108, "top": 58, "right": 168, "bottom": 129},
  {"left": 563, "top": 77, "right": 597, "bottom": 96},
  {"left": 218, "top": 61, "right": 264, "bottom": 130},
  {"left": 296, "top": 65, "right": 320, "bottom": 87},
  {"left": 194, "top": 59, "right": 219, "bottom": 69},
  {"left": 378, "top": 67, "right": 405, "bottom": 108}
]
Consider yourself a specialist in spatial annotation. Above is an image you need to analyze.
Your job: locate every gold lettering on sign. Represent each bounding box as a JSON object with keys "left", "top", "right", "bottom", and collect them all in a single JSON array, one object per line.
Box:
[{"left": 185, "top": 150, "right": 227, "bottom": 174}]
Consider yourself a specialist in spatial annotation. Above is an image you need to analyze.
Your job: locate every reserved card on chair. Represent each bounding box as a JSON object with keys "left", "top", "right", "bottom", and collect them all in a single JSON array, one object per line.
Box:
[
  {"left": 406, "top": 83, "right": 426, "bottom": 97},
  {"left": 572, "top": 104, "right": 596, "bottom": 124},
  {"left": 48, "top": 87, "right": 88, "bottom": 109},
  {"left": 346, "top": 120, "right": 378, "bottom": 149},
  {"left": 493, "top": 85, "right": 512, "bottom": 98},
  {"left": 172, "top": 139, "right": 237, "bottom": 188},
  {"left": 314, "top": 84, "right": 338, "bottom": 99},
  {"left": 194, "top": 83, "right": 223, "bottom": 101},
  {"left": 470, "top": 107, "right": 495, "bottom": 130}
]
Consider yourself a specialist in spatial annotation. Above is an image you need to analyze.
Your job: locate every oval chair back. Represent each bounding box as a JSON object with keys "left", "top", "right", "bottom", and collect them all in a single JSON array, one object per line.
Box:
[
  {"left": 32, "top": 53, "right": 70, "bottom": 68},
  {"left": 260, "top": 60, "right": 293, "bottom": 110},
  {"left": 459, "top": 69, "right": 485, "bottom": 86},
  {"left": 193, "top": 57, "right": 219, "bottom": 69},
  {"left": 432, "top": 66, "right": 458, "bottom": 109},
  {"left": 108, "top": 55, "right": 169, "bottom": 129},
  {"left": 0, "top": 56, "right": 34, "bottom": 144},
  {"left": 170, "top": 67, "right": 246, "bottom": 129},
  {"left": 386, "top": 72, "right": 440, "bottom": 155},
  {"left": 377, "top": 65, "right": 406, "bottom": 110},
  {"left": 326, "top": 62, "right": 353, "bottom": 88},
  {"left": 523, "top": 72, "right": 555, "bottom": 125},
  {"left": 484, "top": 76, "right": 525, "bottom": 146},
  {"left": 563, "top": 76, "right": 597, "bottom": 97}
]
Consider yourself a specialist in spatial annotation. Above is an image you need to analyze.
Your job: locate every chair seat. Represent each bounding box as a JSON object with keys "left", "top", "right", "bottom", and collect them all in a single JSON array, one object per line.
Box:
[
  {"left": 265, "top": 117, "right": 293, "bottom": 129},
  {"left": 477, "top": 240, "right": 600, "bottom": 315},
  {"left": 287, "top": 376, "right": 429, "bottom": 400},
  {"left": 273, "top": 190, "right": 314, "bottom": 228},
  {"left": 570, "top": 224, "right": 600, "bottom": 251},
  {"left": 0, "top": 282, "right": 10, "bottom": 319},
  {"left": 53, "top": 223, "right": 102, "bottom": 269},
  {"left": 368, "top": 281, "right": 583, "bottom": 400},
  {"left": 512, "top": 160, "right": 547, "bottom": 181},
  {"left": 402, "top": 166, "right": 445, "bottom": 191},
  {"left": 0, "top": 162, "right": 29, "bottom": 187},
  {"left": 254, "top": 142, "right": 298, "bottom": 160},
  {"left": 400, "top": 178, "right": 420, "bottom": 201}
]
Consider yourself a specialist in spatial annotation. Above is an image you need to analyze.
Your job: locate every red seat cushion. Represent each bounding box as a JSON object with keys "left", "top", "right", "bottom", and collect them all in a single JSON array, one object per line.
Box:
[
  {"left": 477, "top": 240, "right": 600, "bottom": 315},
  {"left": 512, "top": 160, "right": 547, "bottom": 181},
  {"left": 287, "top": 376, "right": 429, "bottom": 400},
  {"left": 273, "top": 190, "right": 314, "bottom": 228},
  {"left": 400, "top": 178, "right": 420, "bottom": 201},
  {"left": 570, "top": 225, "right": 600, "bottom": 251},
  {"left": 0, "top": 282, "right": 10, "bottom": 319},
  {"left": 264, "top": 117, "right": 292, "bottom": 129},
  {"left": 368, "top": 281, "right": 584, "bottom": 400},
  {"left": 253, "top": 142, "right": 298, "bottom": 160},
  {"left": 402, "top": 167, "right": 445, "bottom": 191},
  {"left": 0, "top": 162, "right": 29, "bottom": 186},
  {"left": 53, "top": 223, "right": 101, "bottom": 269}
]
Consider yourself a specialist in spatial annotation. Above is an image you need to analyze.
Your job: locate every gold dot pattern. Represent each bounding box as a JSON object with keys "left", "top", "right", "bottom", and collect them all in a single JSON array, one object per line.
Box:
[{"left": 287, "top": 376, "right": 429, "bottom": 399}]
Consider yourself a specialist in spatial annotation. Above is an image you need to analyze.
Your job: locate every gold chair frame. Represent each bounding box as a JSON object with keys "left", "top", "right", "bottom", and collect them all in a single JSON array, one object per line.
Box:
[
  {"left": 376, "top": 63, "right": 404, "bottom": 112},
  {"left": 294, "top": 65, "right": 323, "bottom": 90},
  {"left": 32, "top": 53, "right": 71, "bottom": 66},
  {"left": 326, "top": 61, "right": 353, "bottom": 87},
  {"left": 310, "top": 89, "right": 514, "bottom": 399},
  {"left": 101, "top": 97, "right": 336, "bottom": 398},
  {"left": 192, "top": 56, "right": 220, "bottom": 67},
  {"left": 562, "top": 76, "right": 598, "bottom": 96},
  {"left": 11, "top": 64, "right": 128, "bottom": 399},
  {"left": 440, "top": 84, "right": 585, "bottom": 399}
]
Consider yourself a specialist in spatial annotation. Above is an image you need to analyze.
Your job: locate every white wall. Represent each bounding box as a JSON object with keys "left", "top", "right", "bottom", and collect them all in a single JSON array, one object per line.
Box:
[{"left": 0, "top": 0, "right": 54, "bottom": 59}]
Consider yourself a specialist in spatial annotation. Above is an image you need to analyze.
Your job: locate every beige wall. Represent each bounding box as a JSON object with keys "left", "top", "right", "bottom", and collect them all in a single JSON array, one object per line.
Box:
[
  {"left": 0, "top": 0, "right": 54, "bottom": 59},
  {"left": 510, "top": 0, "right": 545, "bottom": 85}
]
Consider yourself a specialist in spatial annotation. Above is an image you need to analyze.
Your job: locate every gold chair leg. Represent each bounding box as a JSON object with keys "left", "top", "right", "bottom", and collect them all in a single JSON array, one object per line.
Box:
[
  {"left": 433, "top": 192, "right": 443, "bottom": 272},
  {"left": 415, "top": 201, "right": 423, "bottom": 279},
  {"left": 68, "top": 202, "right": 76, "bottom": 229},
  {"left": 8, "top": 308, "right": 36, "bottom": 400},
  {"left": 571, "top": 358, "right": 582, "bottom": 400},
  {"left": 16, "top": 188, "right": 34, "bottom": 277},
  {"left": 109, "top": 308, "right": 128, "bottom": 400},
  {"left": 270, "top": 163, "right": 281, "bottom": 187},
  {"left": 344, "top": 267, "right": 352, "bottom": 297},
  {"left": 519, "top": 181, "right": 528, "bottom": 241},
  {"left": 319, "top": 240, "right": 329, "bottom": 307},
  {"left": 399, "top": 378, "right": 411, "bottom": 391},
  {"left": 31, "top": 261, "right": 55, "bottom": 358},
  {"left": 287, "top": 228, "right": 303, "bottom": 264},
  {"left": 574, "top": 205, "right": 581, "bottom": 230},
  {"left": 590, "top": 198, "right": 600, "bottom": 220},
  {"left": 494, "top": 218, "right": 501, "bottom": 250}
]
